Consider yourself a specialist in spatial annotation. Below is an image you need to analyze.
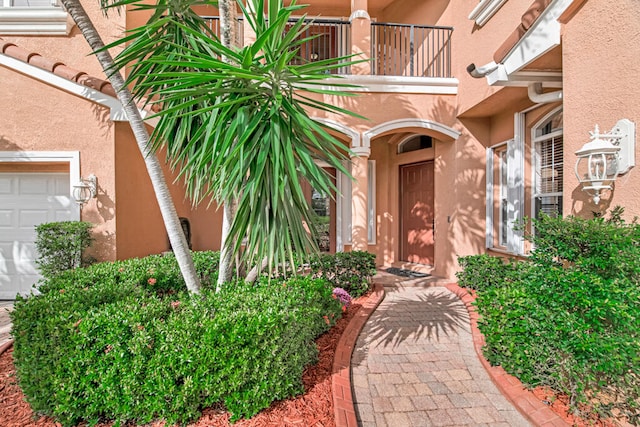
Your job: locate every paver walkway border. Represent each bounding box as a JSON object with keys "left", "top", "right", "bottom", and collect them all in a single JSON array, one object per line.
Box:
[
  {"left": 332, "top": 283, "right": 386, "bottom": 427},
  {"left": 332, "top": 281, "right": 568, "bottom": 427}
]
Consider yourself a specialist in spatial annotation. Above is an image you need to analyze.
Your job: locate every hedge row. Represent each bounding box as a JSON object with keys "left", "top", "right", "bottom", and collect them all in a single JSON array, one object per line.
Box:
[
  {"left": 457, "top": 211, "right": 640, "bottom": 422},
  {"left": 11, "top": 251, "right": 347, "bottom": 426}
]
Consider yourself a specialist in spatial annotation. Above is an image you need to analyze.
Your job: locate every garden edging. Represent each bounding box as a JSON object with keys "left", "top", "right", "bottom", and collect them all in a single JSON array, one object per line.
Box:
[
  {"left": 444, "top": 283, "right": 569, "bottom": 427},
  {"left": 0, "top": 340, "right": 13, "bottom": 356},
  {"left": 332, "top": 283, "right": 385, "bottom": 427}
]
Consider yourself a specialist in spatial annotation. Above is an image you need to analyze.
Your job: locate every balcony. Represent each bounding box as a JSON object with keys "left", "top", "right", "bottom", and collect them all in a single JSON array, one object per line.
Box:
[{"left": 201, "top": 16, "right": 453, "bottom": 79}]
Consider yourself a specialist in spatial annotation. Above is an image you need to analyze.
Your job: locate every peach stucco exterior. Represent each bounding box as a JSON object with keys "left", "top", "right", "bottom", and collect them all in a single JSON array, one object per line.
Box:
[{"left": 1, "top": 0, "right": 639, "bottom": 286}]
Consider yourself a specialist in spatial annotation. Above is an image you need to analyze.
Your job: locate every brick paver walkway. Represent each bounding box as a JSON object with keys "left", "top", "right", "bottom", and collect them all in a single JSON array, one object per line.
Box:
[{"left": 351, "top": 277, "right": 531, "bottom": 426}]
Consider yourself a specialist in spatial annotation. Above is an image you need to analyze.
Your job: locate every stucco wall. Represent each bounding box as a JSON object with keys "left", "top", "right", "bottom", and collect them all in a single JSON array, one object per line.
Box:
[
  {"left": 0, "top": 67, "right": 117, "bottom": 261},
  {"left": 114, "top": 123, "right": 224, "bottom": 260},
  {"left": 3, "top": 0, "right": 126, "bottom": 79},
  {"left": 562, "top": 0, "right": 640, "bottom": 219}
]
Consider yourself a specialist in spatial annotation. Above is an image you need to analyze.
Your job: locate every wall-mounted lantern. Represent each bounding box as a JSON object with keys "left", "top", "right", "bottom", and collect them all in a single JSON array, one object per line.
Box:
[
  {"left": 72, "top": 174, "right": 97, "bottom": 208},
  {"left": 574, "top": 119, "right": 635, "bottom": 204}
]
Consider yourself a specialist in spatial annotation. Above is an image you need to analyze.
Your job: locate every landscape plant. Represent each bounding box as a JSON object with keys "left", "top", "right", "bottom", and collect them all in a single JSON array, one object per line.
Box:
[
  {"left": 458, "top": 209, "right": 640, "bottom": 422},
  {"left": 309, "top": 251, "right": 377, "bottom": 297},
  {"left": 35, "top": 221, "right": 95, "bottom": 278},
  {"left": 11, "top": 251, "right": 342, "bottom": 426},
  {"left": 105, "top": 0, "right": 364, "bottom": 283},
  {"left": 59, "top": 0, "right": 201, "bottom": 293}
]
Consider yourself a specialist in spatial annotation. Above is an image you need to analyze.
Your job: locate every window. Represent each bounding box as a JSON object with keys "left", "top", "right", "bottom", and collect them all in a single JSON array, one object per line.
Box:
[
  {"left": 487, "top": 143, "right": 514, "bottom": 250},
  {"left": 533, "top": 109, "right": 563, "bottom": 219},
  {"left": 398, "top": 135, "right": 433, "bottom": 154},
  {"left": 486, "top": 113, "right": 525, "bottom": 255},
  {"left": 499, "top": 149, "right": 508, "bottom": 246},
  {"left": 0, "top": 0, "right": 72, "bottom": 35}
]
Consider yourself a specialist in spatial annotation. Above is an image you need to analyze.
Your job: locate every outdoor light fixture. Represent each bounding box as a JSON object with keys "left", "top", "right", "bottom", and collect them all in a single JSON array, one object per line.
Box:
[
  {"left": 72, "top": 174, "right": 97, "bottom": 207},
  {"left": 575, "top": 119, "right": 635, "bottom": 204}
]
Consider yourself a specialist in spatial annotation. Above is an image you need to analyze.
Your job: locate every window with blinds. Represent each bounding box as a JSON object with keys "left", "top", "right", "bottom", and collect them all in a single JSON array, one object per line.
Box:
[{"left": 534, "top": 109, "right": 563, "bottom": 218}]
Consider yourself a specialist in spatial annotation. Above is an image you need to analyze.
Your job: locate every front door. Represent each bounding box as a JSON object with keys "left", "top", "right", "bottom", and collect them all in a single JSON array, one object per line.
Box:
[{"left": 400, "top": 161, "right": 434, "bottom": 265}]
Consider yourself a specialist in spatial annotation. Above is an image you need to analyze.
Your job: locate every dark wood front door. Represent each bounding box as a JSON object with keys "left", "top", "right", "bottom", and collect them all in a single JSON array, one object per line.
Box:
[{"left": 400, "top": 161, "right": 435, "bottom": 265}]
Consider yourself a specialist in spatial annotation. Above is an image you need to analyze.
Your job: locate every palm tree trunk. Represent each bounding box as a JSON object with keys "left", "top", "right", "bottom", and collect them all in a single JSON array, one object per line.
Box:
[
  {"left": 61, "top": 0, "right": 201, "bottom": 294},
  {"left": 216, "top": 0, "right": 238, "bottom": 289}
]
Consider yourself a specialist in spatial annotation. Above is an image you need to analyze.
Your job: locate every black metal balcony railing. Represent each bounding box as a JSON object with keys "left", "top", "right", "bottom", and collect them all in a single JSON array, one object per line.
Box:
[
  {"left": 200, "top": 17, "right": 452, "bottom": 79},
  {"left": 202, "top": 16, "right": 244, "bottom": 46},
  {"left": 285, "top": 18, "right": 352, "bottom": 75},
  {"left": 371, "top": 22, "right": 453, "bottom": 78}
]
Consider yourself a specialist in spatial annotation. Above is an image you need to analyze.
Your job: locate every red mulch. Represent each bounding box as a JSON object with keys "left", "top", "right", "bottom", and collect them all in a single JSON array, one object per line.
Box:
[
  {"left": 0, "top": 296, "right": 366, "bottom": 427},
  {"left": 531, "top": 386, "right": 631, "bottom": 427}
]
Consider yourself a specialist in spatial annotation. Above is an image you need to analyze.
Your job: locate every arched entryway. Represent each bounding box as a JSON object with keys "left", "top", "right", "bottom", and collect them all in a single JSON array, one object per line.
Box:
[{"left": 364, "top": 119, "right": 460, "bottom": 269}]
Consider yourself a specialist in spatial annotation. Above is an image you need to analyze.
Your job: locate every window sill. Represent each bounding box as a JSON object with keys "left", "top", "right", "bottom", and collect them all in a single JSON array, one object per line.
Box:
[
  {"left": 487, "top": 246, "right": 528, "bottom": 258},
  {"left": 0, "top": 7, "right": 73, "bottom": 35}
]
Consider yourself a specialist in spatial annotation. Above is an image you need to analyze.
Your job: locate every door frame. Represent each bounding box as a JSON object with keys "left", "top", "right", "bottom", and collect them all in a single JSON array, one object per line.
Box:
[{"left": 399, "top": 160, "right": 435, "bottom": 265}]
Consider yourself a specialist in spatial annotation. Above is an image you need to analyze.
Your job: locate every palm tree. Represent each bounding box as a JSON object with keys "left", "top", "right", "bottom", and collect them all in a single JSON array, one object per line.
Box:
[
  {"left": 108, "top": 0, "right": 364, "bottom": 282},
  {"left": 216, "top": 0, "right": 239, "bottom": 287},
  {"left": 59, "top": 0, "right": 201, "bottom": 293}
]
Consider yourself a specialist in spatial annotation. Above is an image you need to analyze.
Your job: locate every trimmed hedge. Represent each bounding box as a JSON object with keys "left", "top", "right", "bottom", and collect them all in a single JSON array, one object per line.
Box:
[
  {"left": 35, "top": 221, "right": 94, "bottom": 278},
  {"left": 11, "top": 251, "right": 342, "bottom": 426},
  {"left": 459, "top": 212, "right": 640, "bottom": 421},
  {"left": 308, "top": 251, "right": 377, "bottom": 298}
]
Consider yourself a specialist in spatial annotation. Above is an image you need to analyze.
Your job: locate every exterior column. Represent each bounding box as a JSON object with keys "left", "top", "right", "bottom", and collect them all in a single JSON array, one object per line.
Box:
[
  {"left": 351, "top": 147, "right": 370, "bottom": 251},
  {"left": 350, "top": 0, "right": 371, "bottom": 75}
]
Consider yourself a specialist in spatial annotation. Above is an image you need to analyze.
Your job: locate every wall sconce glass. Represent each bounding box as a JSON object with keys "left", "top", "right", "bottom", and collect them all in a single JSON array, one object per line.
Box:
[
  {"left": 72, "top": 174, "right": 97, "bottom": 207},
  {"left": 575, "top": 119, "right": 635, "bottom": 204}
]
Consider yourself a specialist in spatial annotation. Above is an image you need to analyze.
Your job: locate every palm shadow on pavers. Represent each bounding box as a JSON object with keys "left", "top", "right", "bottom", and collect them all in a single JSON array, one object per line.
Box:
[
  {"left": 351, "top": 286, "right": 532, "bottom": 427},
  {"left": 356, "top": 287, "right": 470, "bottom": 355}
]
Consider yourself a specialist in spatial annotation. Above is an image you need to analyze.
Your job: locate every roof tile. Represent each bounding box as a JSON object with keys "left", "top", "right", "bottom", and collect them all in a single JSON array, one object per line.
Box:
[{"left": 0, "top": 36, "right": 115, "bottom": 100}]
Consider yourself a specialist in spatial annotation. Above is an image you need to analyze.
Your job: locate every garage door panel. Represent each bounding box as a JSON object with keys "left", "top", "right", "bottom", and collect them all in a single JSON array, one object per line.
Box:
[
  {"left": 0, "top": 210, "right": 14, "bottom": 228},
  {"left": 0, "top": 172, "right": 71, "bottom": 299},
  {"left": 0, "top": 177, "right": 12, "bottom": 194},
  {"left": 55, "top": 209, "right": 72, "bottom": 222},
  {"left": 19, "top": 176, "right": 52, "bottom": 195},
  {"left": 19, "top": 209, "right": 52, "bottom": 228}
]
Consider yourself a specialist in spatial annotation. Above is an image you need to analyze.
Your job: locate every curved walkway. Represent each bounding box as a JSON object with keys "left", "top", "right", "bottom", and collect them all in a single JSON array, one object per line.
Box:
[{"left": 351, "top": 273, "right": 532, "bottom": 427}]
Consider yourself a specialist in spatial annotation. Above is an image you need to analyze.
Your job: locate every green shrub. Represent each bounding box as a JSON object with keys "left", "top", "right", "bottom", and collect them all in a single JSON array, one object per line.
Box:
[
  {"left": 464, "top": 210, "right": 640, "bottom": 421},
  {"left": 308, "top": 251, "right": 377, "bottom": 297},
  {"left": 11, "top": 252, "right": 341, "bottom": 426},
  {"left": 35, "top": 221, "right": 94, "bottom": 278},
  {"left": 456, "top": 254, "right": 529, "bottom": 292}
]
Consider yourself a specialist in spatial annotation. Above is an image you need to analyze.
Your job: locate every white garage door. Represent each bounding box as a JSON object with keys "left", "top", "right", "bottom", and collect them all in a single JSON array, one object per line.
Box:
[{"left": 0, "top": 173, "right": 72, "bottom": 299}]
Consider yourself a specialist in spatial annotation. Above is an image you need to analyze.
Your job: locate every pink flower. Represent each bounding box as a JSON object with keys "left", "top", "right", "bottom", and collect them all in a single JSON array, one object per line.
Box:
[{"left": 147, "top": 278, "right": 157, "bottom": 285}]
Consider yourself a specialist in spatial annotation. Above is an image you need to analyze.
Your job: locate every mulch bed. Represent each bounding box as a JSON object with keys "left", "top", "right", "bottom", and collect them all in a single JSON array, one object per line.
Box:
[
  {"left": 0, "top": 295, "right": 367, "bottom": 427},
  {"left": 0, "top": 289, "right": 628, "bottom": 427}
]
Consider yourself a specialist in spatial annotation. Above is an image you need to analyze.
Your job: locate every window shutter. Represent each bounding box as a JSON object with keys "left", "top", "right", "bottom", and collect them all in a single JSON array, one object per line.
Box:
[
  {"left": 506, "top": 138, "right": 524, "bottom": 254},
  {"left": 485, "top": 147, "right": 494, "bottom": 248}
]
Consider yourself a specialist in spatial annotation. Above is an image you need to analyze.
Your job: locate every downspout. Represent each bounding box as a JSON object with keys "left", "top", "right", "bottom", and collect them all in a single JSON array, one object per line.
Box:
[
  {"left": 528, "top": 82, "right": 562, "bottom": 103},
  {"left": 466, "top": 61, "right": 498, "bottom": 78}
]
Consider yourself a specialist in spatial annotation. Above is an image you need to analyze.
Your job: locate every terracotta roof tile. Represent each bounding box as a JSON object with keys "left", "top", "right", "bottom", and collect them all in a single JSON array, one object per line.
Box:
[
  {"left": 28, "top": 54, "right": 64, "bottom": 73},
  {"left": 0, "top": 37, "right": 115, "bottom": 100}
]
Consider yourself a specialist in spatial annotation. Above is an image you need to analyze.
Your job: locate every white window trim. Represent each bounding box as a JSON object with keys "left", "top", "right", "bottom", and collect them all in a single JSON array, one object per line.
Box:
[
  {"left": 530, "top": 106, "right": 563, "bottom": 222},
  {"left": 0, "top": 3, "right": 73, "bottom": 36},
  {"left": 468, "top": 0, "right": 508, "bottom": 26},
  {"left": 486, "top": 140, "right": 508, "bottom": 249},
  {"left": 486, "top": 111, "right": 526, "bottom": 255},
  {"left": 0, "top": 151, "right": 81, "bottom": 220}
]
